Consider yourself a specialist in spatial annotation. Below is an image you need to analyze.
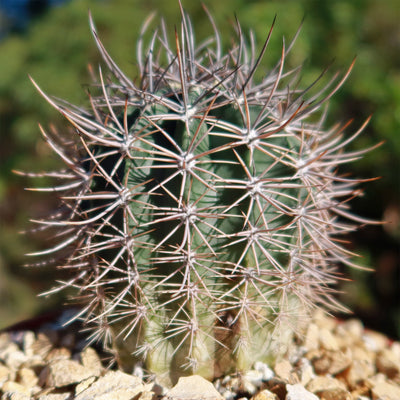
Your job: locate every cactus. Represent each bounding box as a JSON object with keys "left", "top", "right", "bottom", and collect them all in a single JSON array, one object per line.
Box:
[{"left": 28, "top": 3, "right": 377, "bottom": 384}]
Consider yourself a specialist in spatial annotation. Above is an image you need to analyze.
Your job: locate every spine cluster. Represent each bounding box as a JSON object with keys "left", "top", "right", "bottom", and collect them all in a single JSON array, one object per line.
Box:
[{"left": 28, "top": 4, "right": 375, "bottom": 383}]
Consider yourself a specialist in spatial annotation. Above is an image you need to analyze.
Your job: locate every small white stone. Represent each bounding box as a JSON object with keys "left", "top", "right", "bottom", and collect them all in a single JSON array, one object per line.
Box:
[
  {"left": 345, "top": 358, "right": 376, "bottom": 388},
  {"left": 240, "top": 378, "right": 258, "bottom": 395},
  {"left": 22, "top": 331, "right": 36, "bottom": 358},
  {"left": 362, "top": 331, "right": 388, "bottom": 352},
  {"left": 306, "top": 376, "right": 347, "bottom": 393},
  {"left": 339, "top": 319, "right": 364, "bottom": 339},
  {"left": 45, "top": 347, "right": 71, "bottom": 362},
  {"left": 244, "top": 369, "right": 263, "bottom": 388},
  {"left": 304, "top": 324, "right": 319, "bottom": 351},
  {"left": 80, "top": 347, "right": 102, "bottom": 377},
  {"left": 37, "top": 394, "right": 71, "bottom": 400},
  {"left": 0, "top": 342, "right": 19, "bottom": 361},
  {"left": 0, "top": 364, "right": 11, "bottom": 385},
  {"left": 17, "top": 367, "right": 38, "bottom": 388},
  {"left": 274, "top": 360, "right": 293, "bottom": 382},
  {"left": 254, "top": 362, "right": 274, "bottom": 381},
  {"left": 2, "top": 381, "right": 31, "bottom": 397},
  {"left": 390, "top": 341, "right": 400, "bottom": 356},
  {"left": 138, "top": 391, "right": 156, "bottom": 400},
  {"left": 31, "top": 333, "right": 53, "bottom": 359},
  {"left": 286, "top": 383, "right": 318, "bottom": 400},
  {"left": 312, "top": 310, "right": 337, "bottom": 331},
  {"left": 4, "top": 351, "right": 28, "bottom": 370},
  {"left": 44, "top": 359, "right": 96, "bottom": 387},
  {"left": 167, "top": 375, "right": 223, "bottom": 400},
  {"left": 376, "top": 348, "right": 400, "bottom": 378},
  {"left": 296, "top": 358, "right": 315, "bottom": 386},
  {"left": 74, "top": 370, "right": 144, "bottom": 400},
  {"left": 371, "top": 380, "right": 400, "bottom": 400},
  {"left": 319, "top": 328, "right": 339, "bottom": 351},
  {"left": 0, "top": 334, "right": 11, "bottom": 351},
  {"left": 222, "top": 390, "right": 235, "bottom": 400},
  {"left": 75, "top": 376, "right": 97, "bottom": 395},
  {"left": 1, "top": 392, "right": 30, "bottom": 400},
  {"left": 250, "top": 389, "right": 278, "bottom": 400}
]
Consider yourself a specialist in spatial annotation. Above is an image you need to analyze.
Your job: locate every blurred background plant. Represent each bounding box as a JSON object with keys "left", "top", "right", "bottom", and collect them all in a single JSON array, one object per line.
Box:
[{"left": 0, "top": 0, "right": 399, "bottom": 339}]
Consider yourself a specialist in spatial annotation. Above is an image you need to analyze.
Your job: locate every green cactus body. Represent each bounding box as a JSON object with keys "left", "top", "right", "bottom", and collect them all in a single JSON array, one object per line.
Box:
[{"left": 29, "top": 3, "right": 375, "bottom": 385}]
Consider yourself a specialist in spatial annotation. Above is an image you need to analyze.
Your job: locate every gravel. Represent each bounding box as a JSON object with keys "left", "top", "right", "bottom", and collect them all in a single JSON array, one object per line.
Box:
[{"left": 0, "top": 311, "right": 399, "bottom": 400}]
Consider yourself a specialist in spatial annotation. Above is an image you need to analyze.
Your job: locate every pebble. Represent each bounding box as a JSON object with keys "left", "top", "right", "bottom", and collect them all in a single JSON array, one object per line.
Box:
[
  {"left": 370, "top": 379, "right": 400, "bottom": 400},
  {"left": 139, "top": 387, "right": 157, "bottom": 400},
  {"left": 0, "top": 312, "right": 398, "bottom": 399},
  {"left": 319, "top": 328, "right": 339, "bottom": 351},
  {"left": 75, "top": 376, "right": 97, "bottom": 395},
  {"left": 73, "top": 370, "right": 144, "bottom": 400},
  {"left": 316, "top": 388, "right": 352, "bottom": 400},
  {"left": 0, "top": 342, "right": 19, "bottom": 362},
  {"left": 5, "top": 352, "right": 28, "bottom": 372},
  {"left": 363, "top": 331, "right": 388, "bottom": 353},
  {"left": 304, "top": 324, "right": 319, "bottom": 351},
  {"left": 166, "top": 375, "right": 223, "bottom": 400},
  {"left": 312, "top": 310, "right": 337, "bottom": 331},
  {"left": 274, "top": 360, "right": 294, "bottom": 383},
  {"left": 327, "top": 349, "right": 352, "bottom": 375},
  {"left": 376, "top": 348, "right": 400, "bottom": 378},
  {"left": 21, "top": 332, "right": 35, "bottom": 359},
  {"left": 239, "top": 377, "right": 258, "bottom": 395},
  {"left": 45, "top": 347, "right": 71, "bottom": 363},
  {"left": 244, "top": 366, "right": 268, "bottom": 388},
  {"left": 221, "top": 389, "right": 235, "bottom": 400},
  {"left": 391, "top": 341, "right": 400, "bottom": 359},
  {"left": 306, "top": 375, "right": 347, "bottom": 393},
  {"left": 1, "top": 381, "right": 30, "bottom": 397},
  {"left": 309, "top": 349, "right": 352, "bottom": 375},
  {"left": 29, "top": 333, "right": 53, "bottom": 360},
  {"left": 0, "top": 365, "right": 11, "bottom": 386},
  {"left": 296, "top": 358, "right": 315, "bottom": 386},
  {"left": 38, "top": 394, "right": 71, "bottom": 400},
  {"left": 253, "top": 362, "right": 274, "bottom": 381},
  {"left": 2, "top": 392, "right": 30, "bottom": 400},
  {"left": 41, "top": 359, "right": 96, "bottom": 387},
  {"left": 286, "top": 383, "right": 318, "bottom": 400},
  {"left": 344, "top": 358, "right": 376, "bottom": 389},
  {"left": 16, "top": 368, "right": 38, "bottom": 389},
  {"left": 250, "top": 388, "right": 278, "bottom": 400},
  {"left": 335, "top": 320, "right": 362, "bottom": 348},
  {"left": 80, "top": 347, "right": 103, "bottom": 377}
]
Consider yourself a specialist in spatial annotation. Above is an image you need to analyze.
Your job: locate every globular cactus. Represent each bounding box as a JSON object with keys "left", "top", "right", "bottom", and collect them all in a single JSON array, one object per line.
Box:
[{"left": 28, "top": 3, "right": 376, "bottom": 384}]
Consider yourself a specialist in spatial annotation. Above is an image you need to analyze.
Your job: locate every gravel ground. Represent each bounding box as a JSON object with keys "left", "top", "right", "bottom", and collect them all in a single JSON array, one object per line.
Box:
[{"left": 0, "top": 310, "right": 399, "bottom": 400}]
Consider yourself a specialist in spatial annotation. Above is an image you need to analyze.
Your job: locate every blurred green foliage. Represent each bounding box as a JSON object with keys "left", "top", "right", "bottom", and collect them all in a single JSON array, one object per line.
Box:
[{"left": 0, "top": 0, "right": 399, "bottom": 337}]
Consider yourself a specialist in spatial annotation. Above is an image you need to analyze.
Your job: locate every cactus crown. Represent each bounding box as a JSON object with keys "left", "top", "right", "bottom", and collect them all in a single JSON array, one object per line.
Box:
[{"left": 28, "top": 3, "right": 376, "bottom": 383}]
